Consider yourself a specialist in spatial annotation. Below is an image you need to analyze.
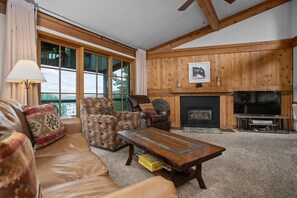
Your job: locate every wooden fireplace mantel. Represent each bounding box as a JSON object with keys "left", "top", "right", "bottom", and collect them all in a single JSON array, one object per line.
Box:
[{"left": 169, "top": 87, "right": 233, "bottom": 94}]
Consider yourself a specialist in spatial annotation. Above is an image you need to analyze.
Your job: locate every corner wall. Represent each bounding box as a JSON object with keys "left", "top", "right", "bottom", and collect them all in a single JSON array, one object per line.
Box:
[
  {"left": 291, "top": 0, "right": 297, "bottom": 37},
  {"left": 0, "top": 13, "right": 6, "bottom": 97},
  {"left": 292, "top": 0, "right": 297, "bottom": 102}
]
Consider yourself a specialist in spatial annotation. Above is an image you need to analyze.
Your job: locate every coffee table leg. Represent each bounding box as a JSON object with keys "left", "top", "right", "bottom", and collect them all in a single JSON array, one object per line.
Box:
[
  {"left": 170, "top": 169, "right": 176, "bottom": 182},
  {"left": 196, "top": 164, "right": 207, "bottom": 189},
  {"left": 125, "top": 144, "right": 134, "bottom": 166}
]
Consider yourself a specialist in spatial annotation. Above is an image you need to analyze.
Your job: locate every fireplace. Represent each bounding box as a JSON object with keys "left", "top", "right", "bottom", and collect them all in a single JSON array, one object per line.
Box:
[{"left": 180, "top": 96, "right": 220, "bottom": 128}]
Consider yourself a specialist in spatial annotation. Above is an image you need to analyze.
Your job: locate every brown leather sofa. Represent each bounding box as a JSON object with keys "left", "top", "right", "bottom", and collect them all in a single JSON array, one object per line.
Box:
[
  {"left": 0, "top": 99, "right": 178, "bottom": 198},
  {"left": 127, "top": 95, "right": 171, "bottom": 131}
]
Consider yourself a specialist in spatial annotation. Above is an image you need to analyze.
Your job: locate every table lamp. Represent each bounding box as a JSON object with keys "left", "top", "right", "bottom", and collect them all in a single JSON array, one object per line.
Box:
[{"left": 6, "top": 60, "right": 47, "bottom": 105}]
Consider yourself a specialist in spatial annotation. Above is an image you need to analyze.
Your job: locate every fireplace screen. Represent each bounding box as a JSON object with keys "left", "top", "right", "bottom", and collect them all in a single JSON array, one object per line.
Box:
[{"left": 188, "top": 109, "right": 212, "bottom": 120}]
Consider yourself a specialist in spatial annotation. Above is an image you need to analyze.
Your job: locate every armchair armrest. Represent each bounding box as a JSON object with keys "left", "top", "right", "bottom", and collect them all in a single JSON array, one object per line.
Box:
[
  {"left": 156, "top": 110, "right": 170, "bottom": 117},
  {"left": 61, "top": 118, "right": 82, "bottom": 134},
  {"left": 116, "top": 111, "right": 140, "bottom": 122},
  {"left": 101, "top": 176, "right": 178, "bottom": 198}
]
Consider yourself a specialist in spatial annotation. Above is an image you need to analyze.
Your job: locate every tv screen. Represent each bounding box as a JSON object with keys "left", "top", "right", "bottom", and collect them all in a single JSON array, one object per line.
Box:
[{"left": 234, "top": 91, "right": 281, "bottom": 115}]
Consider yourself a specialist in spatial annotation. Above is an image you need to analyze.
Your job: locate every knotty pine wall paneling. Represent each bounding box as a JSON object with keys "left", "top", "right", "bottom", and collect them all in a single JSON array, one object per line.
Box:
[{"left": 147, "top": 47, "right": 293, "bottom": 129}]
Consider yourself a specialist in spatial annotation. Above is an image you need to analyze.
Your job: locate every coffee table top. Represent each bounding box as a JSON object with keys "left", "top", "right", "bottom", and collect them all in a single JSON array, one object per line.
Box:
[{"left": 118, "top": 127, "right": 226, "bottom": 170}]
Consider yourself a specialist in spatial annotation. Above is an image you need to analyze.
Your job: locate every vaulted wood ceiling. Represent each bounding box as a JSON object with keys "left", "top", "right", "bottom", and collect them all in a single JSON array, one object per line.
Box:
[
  {"left": 149, "top": 0, "right": 289, "bottom": 53},
  {"left": 30, "top": 0, "right": 290, "bottom": 51}
]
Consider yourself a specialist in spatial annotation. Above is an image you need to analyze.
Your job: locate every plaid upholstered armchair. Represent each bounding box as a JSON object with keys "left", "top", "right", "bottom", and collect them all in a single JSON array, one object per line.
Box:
[{"left": 80, "top": 98, "right": 141, "bottom": 151}]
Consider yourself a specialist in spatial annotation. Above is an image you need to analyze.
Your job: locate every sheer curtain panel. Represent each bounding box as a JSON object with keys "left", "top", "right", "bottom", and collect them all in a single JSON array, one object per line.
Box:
[
  {"left": 2, "top": 0, "right": 38, "bottom": 105},
  {"left": 135, "top": 49, "right": 147, "bottom": 95}
]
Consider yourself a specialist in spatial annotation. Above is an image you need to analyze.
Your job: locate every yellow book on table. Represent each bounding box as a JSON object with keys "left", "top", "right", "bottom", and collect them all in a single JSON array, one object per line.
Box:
[{"left": 138, "top": 154, "right": 164, "bottom": 172}]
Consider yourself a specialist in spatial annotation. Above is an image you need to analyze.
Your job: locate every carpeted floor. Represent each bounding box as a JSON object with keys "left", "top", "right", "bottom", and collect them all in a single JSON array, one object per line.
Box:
[{"left": 91, "top": 130, "right": 297, "bottom": 198}]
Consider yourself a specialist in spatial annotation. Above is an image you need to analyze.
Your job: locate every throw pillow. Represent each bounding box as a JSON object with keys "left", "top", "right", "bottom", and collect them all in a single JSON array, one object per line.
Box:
[
  {"left": 99, "top": 106, "right": 116, "bottom": 116},
  {"left": 0, "top": 131, "right": 42, "bottom": 197},
  {"left": 23, "top": 103, "right": 66, "bottom": 149},
  {"left": 139, "top": 103, "right": 157, "bottom": 115}
]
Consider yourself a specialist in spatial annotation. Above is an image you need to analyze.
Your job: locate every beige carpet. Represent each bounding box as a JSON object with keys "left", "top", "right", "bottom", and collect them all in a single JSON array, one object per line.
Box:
[{"left": 91, "top": 130, "right": 297, "bottom": 198}]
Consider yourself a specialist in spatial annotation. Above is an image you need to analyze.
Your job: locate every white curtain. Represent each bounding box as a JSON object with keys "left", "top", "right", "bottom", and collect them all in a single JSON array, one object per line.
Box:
[
  {"left": 2, "top": 0, "right": 38, "bottom": 105},
  {"left": 135, "top": 49, "right": 147, "bottom": 95}
]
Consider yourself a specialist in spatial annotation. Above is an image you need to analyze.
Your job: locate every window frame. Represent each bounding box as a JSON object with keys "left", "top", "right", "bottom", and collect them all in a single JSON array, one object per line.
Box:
[
  {"left": 37, "top": 35, "right": 135, "bottom": 117},
  {"left": 83, "top": 50, "right": 110, "bottom": 98}
]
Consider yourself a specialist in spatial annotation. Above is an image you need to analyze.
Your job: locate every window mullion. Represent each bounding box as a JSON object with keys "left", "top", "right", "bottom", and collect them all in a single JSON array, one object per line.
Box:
[{"left": 59, "top": 45, "right": 62, "bottom": 116}]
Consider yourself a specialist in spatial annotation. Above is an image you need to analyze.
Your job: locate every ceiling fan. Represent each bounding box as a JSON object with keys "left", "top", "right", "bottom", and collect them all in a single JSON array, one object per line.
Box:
[{"left": 178, "top": 0, "right": 236, "bottom": 11}]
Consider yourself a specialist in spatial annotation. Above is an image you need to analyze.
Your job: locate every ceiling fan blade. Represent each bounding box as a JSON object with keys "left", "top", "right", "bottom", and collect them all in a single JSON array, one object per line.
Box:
[
  {"left": 225, "top": 0, "right": 236, "bottom": 4},
  {"left": 178, "top": 0, "right": 195, "bottom": 11}
]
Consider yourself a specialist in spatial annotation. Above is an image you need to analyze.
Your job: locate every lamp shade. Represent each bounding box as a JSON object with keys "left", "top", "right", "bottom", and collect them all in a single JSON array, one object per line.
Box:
[{"left": 6, "top": 60, "right": 47, "bottom": 83}]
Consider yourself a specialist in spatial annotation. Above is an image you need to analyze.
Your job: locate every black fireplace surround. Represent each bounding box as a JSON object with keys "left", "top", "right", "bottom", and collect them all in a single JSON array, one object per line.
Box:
[{"left": 180, "top": 96, "right": 220, "bottom": 128}]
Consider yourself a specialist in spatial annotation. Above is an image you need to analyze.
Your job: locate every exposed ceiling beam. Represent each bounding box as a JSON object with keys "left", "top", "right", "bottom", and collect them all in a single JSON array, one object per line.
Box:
[
  {"left": 225, "top": 0, "right": 236, "bottom": 4},
  {"left": 195, "top": 0, "right": 219, "bottom": 31},
  {"left": 148, "top": 0, "right": 289, "bottom": 53}
]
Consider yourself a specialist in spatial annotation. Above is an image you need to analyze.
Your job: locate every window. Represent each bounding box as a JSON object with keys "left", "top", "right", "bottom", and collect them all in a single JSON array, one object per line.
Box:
[
  {"left": 112, "top": 58, "right": 130, "bottom": 111},
  {"left": 84, "top": 52, "right": 109, "bottom": 98},
  {"left": 39, "top": 39, "right": 133, "bottom": 117},
  {"left": 40, "top": 41, "right": 77, "bottom": 117}
]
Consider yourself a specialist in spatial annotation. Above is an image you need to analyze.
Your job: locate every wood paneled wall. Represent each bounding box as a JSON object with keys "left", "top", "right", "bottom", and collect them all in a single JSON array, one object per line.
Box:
[{"left": 147, "top": 46, "right": 293, "bottom": 129}]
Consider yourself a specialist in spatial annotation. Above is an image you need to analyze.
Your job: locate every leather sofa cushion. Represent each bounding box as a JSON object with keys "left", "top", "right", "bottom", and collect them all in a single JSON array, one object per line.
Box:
[
  {"left": 0, "top": 101, "right": 23, "bottom": 133},
  {"left": 101, "top": 176, "right": 178, "bottom": 198},
  {"left": 0, "top": 99, "right": 34, "bottom": 143},
  {"left": 60, "top": 118, "right": 82, "bottom": 134},
  {"left": 42, "top": 175, "right": 119, "bottom": 198},
  {"left": 35, "top": 133, "right": 90, "bottom": 157},
  {"left": 151, "top": 114, "right": 169, "bottom": 123},
  {"left": 36, "top": 151, "right": 109, "bottom": 188}
]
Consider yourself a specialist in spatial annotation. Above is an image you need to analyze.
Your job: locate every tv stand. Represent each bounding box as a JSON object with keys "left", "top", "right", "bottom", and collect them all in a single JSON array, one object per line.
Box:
[{"left": 236, "top": 115, "right": 289, "bottom": 132}]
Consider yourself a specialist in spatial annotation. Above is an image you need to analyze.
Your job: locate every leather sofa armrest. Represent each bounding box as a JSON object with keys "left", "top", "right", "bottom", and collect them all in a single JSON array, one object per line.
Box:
[
  {"left": 101, "top": 176, "right": 178, "bottom": 198},
  {"left": 156, "top": 110, "right": 170, "bottom": 117},
  {"left": 141, "top": 112, "right": 150, "bottom": 120},
  {"left": 61, "top": 118, "right": 82, "bottom": 134}
]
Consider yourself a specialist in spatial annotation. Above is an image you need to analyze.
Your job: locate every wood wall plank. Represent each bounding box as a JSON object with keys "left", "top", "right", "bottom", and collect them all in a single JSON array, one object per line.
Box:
[
  {"left": 147, "top": 39, "right": 292, "bottom": 59},
  {"left": 147, "top": 48, "right": 293, "bottom": 129},
  {"left": 0, "top": 0, "right": 6, "bottom": 14}
]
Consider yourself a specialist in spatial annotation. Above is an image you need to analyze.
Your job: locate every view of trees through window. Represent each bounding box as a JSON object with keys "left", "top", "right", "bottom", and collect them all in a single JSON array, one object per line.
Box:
[
  {"left": 84, "top": 52, "right": 109, "bottom": 98},
  {"left": 40, "top": 40, "right": 132, "bottom": 117},
  {"left": 112, "top": 58, "right": 130, "bottom": 111},
  {"left": 40, "top": 41, "right": 77, "bottom": 117}
]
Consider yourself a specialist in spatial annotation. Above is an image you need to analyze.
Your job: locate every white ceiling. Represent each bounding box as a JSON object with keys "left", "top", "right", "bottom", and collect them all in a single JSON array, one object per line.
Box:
[{"left": 35, "top": 0, "right": 266, "bottom": 50}]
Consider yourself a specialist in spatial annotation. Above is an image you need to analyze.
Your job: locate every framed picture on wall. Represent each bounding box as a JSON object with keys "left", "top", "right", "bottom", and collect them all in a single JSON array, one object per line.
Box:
[{"left": 188, "top": 61, "right": 210, "bottom": 83}]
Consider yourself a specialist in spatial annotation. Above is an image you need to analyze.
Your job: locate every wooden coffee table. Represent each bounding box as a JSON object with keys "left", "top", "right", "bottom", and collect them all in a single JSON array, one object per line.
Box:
[{"left": 118, "top": 127, "right": 226, "bottom": 188}]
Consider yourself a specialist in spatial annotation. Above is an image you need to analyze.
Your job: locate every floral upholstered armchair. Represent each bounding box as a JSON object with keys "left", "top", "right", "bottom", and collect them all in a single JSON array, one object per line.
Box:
[{"left": 80, "top": 98, "right": 141, "bottom": 151}]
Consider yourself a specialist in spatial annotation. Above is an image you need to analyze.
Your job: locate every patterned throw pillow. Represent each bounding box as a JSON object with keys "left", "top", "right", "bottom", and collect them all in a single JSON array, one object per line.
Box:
[
  {"left": 23, "top": 103, "right": 66, "bottom": 150},
  {"left": 99, "top": 106, "right": 116, "bottom": 116},
  {"left": 0, "top": 131, "right": 42, "bottom": 197},
  {"left": 139, "top": 103, "right": 157, "bottom": 115}
]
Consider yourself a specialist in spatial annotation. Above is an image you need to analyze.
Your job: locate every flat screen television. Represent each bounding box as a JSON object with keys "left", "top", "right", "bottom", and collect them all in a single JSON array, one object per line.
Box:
[{"left": 234, "top": 91, "right": 281, "bottom": 115}]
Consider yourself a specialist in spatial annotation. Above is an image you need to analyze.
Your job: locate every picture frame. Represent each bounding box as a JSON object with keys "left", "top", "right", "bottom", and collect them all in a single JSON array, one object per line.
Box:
[{"left": 188, "top": 61, "right": 210, "bottom": 83}]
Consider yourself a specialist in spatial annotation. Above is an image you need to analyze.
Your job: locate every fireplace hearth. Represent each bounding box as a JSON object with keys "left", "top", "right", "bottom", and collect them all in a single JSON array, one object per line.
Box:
[{"left": 180, "top": 96, "right": 220, "bottom": 128}]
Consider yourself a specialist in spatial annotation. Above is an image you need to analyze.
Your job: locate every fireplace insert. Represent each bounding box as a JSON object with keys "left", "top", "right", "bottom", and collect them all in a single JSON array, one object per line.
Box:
[{"left": 180, "top": 96, "right": 220, "bottom": 128}]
